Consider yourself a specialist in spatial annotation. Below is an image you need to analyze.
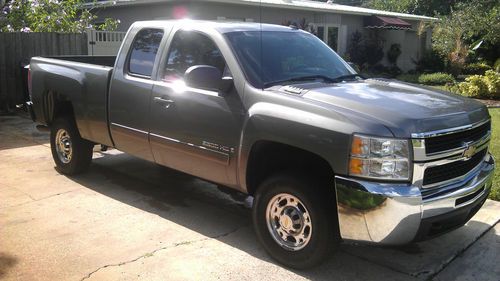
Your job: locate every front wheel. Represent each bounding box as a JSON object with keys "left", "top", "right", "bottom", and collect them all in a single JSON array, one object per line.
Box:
[
  {"left": 50, "top": 117, "right": 94, "bottom": 175},
  {"left": 252, "top": 173, "right": 340, "bottom": 269}
]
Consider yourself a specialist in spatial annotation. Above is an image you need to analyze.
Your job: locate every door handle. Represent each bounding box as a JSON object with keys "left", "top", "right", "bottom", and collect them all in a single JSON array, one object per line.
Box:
[{"left": 154, "top": 97, "right": 175, "bottom": 108}]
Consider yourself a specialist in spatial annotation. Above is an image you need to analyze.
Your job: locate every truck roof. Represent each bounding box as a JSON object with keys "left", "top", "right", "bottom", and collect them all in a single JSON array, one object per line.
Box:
[{"left": 130, "top": 20, "right": 302, "bottom": 34}]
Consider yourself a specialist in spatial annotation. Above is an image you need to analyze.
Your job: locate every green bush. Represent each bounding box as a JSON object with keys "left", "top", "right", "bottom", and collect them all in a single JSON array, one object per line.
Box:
[
  {"left": 418, "top": 72, "right": 455, "bottom": 85},
  {"left": 396, "top": 73, "right": 420, "bottom": 83},
  {"left": 387, "top": 44, "right": 402, "bottom": 65},
  {"left": 413, "top": 50, "right": 445, "bottom": 73},
  {"left": 444, "top": 83, "right": 461, "bottom": 95},
  {"left": 454, "top": 70, "right": 500, "bottom": 98},
  {"left": 494, "top": 58, "right": 500, "bottom": 73},
  {"left": 463, "top": 62, "right": 492, "bottom": 75}
]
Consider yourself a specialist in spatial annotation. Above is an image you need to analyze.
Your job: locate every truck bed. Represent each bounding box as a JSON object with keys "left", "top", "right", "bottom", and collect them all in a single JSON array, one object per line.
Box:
[{"left": 29, "top": 56, "right": 116, "bottom": 147}]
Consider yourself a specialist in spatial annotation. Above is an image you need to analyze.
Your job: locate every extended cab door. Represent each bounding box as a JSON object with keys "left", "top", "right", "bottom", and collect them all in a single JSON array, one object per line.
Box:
[
  {"left": 108, "top": 27, "right": 167, "bottom": 161},
  {"left": 149, "top": 29, "right": 245, "bottom": 186}
]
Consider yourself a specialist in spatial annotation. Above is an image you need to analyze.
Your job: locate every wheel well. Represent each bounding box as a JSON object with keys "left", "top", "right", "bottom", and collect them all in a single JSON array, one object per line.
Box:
[
  {"left": 246, "top": 141, "right": 335, "bottom": 196},
  {"left": 44, "top": 91, "right": 74, "bottom": 125}
]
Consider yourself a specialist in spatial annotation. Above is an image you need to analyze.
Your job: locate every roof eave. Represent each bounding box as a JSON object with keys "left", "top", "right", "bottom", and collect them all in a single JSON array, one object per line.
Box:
[{"left": 86, "top": 0, "right": 437, "bottom": 22}]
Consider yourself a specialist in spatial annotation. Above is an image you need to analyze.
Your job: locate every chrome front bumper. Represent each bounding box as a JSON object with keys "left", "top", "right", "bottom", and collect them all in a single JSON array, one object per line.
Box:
[{"left": 334, "top": 153, "right": 495, "bottom": 245}]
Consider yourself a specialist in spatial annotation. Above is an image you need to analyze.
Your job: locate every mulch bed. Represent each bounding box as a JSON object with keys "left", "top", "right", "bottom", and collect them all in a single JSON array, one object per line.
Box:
[{"left": 474, "top": 99, "right": 500, "bottom": 108}]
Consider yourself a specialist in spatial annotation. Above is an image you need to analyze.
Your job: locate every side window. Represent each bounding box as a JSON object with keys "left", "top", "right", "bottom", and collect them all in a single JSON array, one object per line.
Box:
[
  {"left": 128, "top": 28, "right": 164, "bottom": 77},
  {"left": 163, "top": 30, "right": 227, "bottom": 81}
]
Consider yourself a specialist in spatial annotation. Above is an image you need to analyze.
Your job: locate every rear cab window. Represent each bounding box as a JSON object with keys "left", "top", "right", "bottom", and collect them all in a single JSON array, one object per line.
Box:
[{"left": 128, "top": 28, "right": 164, "bottom": 78}]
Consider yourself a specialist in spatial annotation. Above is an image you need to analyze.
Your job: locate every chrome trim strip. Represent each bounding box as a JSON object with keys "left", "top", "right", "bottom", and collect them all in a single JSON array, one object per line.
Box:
[
  {"left": 111, "top": 122, "right": 148, "bottom": 135},
  {"left": 411, "top": 118, "right": 490, "bottom": 139},
  {"left": 150, "top": 133, "right": 229, "bottom": 165},
  {"left": 150, "top": 133, "right": 179, "bottom": 143}
]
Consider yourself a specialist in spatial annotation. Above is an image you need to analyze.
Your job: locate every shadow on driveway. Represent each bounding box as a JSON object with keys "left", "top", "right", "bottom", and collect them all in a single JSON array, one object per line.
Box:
[
  {"left": 66, "top": 150, "right": 496, "bottom": 280},
  {"left": 0, "top": 252, "right": 18, "bottom": 278}
]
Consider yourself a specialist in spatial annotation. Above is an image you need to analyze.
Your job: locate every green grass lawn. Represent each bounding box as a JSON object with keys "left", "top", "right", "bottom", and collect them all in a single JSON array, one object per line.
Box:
[{"left": 489, "top": 108, "right": 499, "bottom": 201}]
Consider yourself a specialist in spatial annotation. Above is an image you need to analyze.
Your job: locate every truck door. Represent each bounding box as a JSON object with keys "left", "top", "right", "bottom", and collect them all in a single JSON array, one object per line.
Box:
[
  {"left": 108, "top": 28, "right": 165, "bottom": 161},
  {"left": 149, "top": 29, "right": 245, "bottom": 187}
]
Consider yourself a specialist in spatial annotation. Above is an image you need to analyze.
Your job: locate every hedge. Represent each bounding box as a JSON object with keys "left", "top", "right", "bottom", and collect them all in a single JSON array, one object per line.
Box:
[{"left": 418, "top": 72, "right": 455, "bottom": 85}]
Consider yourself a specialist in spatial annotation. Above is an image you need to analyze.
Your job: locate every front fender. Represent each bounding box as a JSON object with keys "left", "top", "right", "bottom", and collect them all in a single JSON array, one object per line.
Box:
[{"left": 238, "top": 102, "right": 358, "bottom": 191}]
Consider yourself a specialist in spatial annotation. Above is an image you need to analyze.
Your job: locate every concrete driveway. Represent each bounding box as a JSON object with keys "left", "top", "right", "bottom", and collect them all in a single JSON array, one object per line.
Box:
[{"left": 1, "top": 114, "right": 499, "bottom": 281}]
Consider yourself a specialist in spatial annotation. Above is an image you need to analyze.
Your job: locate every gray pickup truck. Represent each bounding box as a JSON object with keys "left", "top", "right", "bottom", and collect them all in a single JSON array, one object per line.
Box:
[{"left": 27, "top": 20, "right": 495, "bottom": 268}]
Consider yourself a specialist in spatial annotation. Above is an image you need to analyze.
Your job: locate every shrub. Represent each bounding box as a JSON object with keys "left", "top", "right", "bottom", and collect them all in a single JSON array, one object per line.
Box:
[
  {"left": 484, "top": 70, "right": 500, "bottom": 98},
  {"left": 454, "top": 70, "right": 500, "bottom": 98},
  {"left": 494, "top": 58, "right": 500, "bottom": 73},
  {"left": 364, "top": 32, "right": 385, "bottom": 66},
  {"left": 396, "top": 73, "right": 420, "bottom": 83},
  {"left": 458, "top": 75, "right": 489, "bottom": 98},
  {"left": 418, "top": 73, "right": 455, "bottom": 85},
  {"left": 463, "top": 63, "right": 492, "bottom": 75},
  {"left": 444, "top": 83, "right": 461, "bottom": 95},
  {"left": 347, "top": 31, "right": 365, "bottom": 67},
  {"left": 362, "top": 64, "right": 401, "bottom": 78},
  {"left": 413, "top": 50, "right": 445, "bottom": 73},
  {"left": 387, "top": 44, "right": 402, "bottom": 65}
]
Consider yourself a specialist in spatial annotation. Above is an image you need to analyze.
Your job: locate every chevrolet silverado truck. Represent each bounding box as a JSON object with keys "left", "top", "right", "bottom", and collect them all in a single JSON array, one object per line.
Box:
[{"left": 27, "top": 20, "right": 495, "bottom": 268}]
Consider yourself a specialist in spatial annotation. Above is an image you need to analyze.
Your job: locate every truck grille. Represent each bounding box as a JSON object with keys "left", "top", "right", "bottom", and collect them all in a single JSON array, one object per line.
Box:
[
  {"left": 423, "top": 149, "right": 487, "bottom": 186},
  {"left": 425, "top": 121, "right": 490, "bottom": 155}
]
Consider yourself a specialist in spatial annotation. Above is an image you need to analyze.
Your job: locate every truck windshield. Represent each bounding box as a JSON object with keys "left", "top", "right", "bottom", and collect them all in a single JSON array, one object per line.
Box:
[{"left": 224, "top": 31, "right": 355, "bottom": 88}]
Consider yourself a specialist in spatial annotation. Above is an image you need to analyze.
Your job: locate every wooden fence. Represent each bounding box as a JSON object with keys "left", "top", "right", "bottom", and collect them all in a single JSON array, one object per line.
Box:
[{"left": 0, "top": 32, "right": 88, "bottom": 113}]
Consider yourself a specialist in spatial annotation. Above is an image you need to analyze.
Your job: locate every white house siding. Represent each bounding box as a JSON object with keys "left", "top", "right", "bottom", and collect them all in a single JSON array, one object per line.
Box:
[{"left": 94, "top": 1, "right": 429, "bottom": 71}]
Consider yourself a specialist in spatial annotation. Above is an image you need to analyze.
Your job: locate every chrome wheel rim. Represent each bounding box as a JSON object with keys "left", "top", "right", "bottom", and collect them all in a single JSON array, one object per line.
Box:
[
  {"left": 55, "top": 129, "right": 72, "bottom": 164},
  {"left": 266, "top": 193, "right": 312, "bottom": 251}
]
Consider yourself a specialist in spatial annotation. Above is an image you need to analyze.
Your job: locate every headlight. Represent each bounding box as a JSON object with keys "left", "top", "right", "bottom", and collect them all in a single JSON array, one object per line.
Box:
[{"left": 349, "top": 134, "right": 411, "bottom": 180}]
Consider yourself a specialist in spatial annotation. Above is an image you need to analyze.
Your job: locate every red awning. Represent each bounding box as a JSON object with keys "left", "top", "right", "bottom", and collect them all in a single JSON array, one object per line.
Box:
[{"left": 364, "top": 16, "right": 412, "bottom": 30}]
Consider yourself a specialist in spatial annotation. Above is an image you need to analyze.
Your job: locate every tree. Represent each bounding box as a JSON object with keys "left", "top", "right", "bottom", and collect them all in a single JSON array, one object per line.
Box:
[
  {"left": 362, "top": 0, "right": 473, "bottom": 17},
  {"left": 0, "top": 0, "right": 119, "bottom": 32},
  {"left": 432, "top": 0, "right": 500, "bottom": 70}
]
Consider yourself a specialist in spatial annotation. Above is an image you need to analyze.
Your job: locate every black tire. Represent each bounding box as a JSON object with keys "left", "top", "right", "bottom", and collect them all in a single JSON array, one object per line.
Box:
[
  {"left": 252, "top": 173, "right": 340, "bottom": 269},
  {"left": 50, "top": 117, "right": 94, "bottom": 175}
]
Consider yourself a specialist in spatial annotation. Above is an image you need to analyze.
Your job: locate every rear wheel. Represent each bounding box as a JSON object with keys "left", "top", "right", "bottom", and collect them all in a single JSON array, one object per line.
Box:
[
  {"left": 252, "top": 173, "right": 340, "bottom": 269},
  {"left": 50, "top": 117, "right": 93, "bottom": 175}
]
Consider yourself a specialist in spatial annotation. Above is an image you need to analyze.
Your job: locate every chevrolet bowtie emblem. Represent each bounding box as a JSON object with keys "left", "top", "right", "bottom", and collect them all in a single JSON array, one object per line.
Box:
[{"left": 462, "top": 143, "right": 477, "bottom": 159}]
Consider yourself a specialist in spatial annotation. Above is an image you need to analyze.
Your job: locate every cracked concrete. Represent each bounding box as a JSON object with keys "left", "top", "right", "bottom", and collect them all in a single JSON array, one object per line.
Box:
[
  {"left": 1, "top": 114, "right": 499, "bottom": 281},
  {"left": 80, "top": 226, "right": 246, "bottom": 281}
]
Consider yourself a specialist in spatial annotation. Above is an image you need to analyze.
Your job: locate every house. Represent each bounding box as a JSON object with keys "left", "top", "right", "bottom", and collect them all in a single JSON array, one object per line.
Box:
[{"left": 88, "top": 0, "right": 436, "bottom": 71}]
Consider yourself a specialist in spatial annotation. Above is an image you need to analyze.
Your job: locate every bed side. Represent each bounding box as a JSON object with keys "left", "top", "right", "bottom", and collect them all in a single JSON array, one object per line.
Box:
[{"left": 29, "top": 57, "right": 114, "bottom": 146}]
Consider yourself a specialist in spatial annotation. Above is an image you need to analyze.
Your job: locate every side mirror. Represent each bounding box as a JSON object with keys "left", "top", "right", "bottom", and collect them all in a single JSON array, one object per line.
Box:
[
  {"left": 220, "top": 76, "right": 234, "bottom": 94},
  {"left": 184, "top": 65, "right": 226, "bottom": 92}
]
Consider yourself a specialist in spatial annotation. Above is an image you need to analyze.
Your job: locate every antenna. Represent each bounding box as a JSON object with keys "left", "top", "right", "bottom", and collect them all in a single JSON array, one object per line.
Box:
[{"left": 259, "top": 0, "right": 263, "bottom": 90}]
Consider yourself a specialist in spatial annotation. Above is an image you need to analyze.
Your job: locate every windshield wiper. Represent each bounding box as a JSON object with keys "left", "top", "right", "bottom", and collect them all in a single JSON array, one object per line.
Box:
[
  {"left": 263, "top": 74, "right": 363, "bottom": 88},
  {"left": 263, "top": 75, "right": 337, "bottom": 88}
]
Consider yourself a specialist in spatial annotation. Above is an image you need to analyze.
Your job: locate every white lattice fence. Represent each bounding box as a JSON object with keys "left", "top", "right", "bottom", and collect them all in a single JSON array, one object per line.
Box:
[{"left": 87, "top": 29, "right": 126, "bottom": 56}]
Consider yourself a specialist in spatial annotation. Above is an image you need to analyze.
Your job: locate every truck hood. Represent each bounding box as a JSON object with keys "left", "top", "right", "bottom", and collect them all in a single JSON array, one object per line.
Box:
[{"left": 279, "top": 79, "right": 490, "bottom": 137}]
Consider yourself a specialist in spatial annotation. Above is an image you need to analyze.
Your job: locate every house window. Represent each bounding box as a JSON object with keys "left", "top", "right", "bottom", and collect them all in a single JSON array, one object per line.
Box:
[
  {"left": 327, "top": 26, "right": 339, "bottom": 51},
  {"left": 314, "top": 24, "right": 339, "bottom": 52},
  {"left": 128, "top": 28, "right": 164, "bottom": 77}
]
